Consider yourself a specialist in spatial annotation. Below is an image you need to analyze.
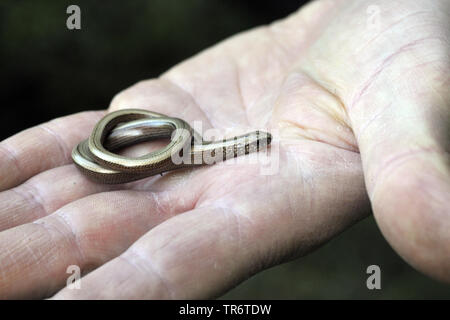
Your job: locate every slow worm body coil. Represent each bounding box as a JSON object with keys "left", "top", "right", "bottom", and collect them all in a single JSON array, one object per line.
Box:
[{"left": 72, "top": 109, "right": 272, "bottom": 184}]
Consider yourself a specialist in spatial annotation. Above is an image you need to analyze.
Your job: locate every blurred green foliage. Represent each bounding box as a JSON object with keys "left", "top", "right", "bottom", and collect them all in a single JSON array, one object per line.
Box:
[{"left": 0, "top": 0, "right": 448, "bottom": 299}]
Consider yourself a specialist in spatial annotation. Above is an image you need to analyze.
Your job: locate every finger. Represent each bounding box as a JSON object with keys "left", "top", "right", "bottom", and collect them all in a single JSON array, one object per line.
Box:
[
  {"left": 0, "top": 187, "right": 198, "bottom": 299},
  {"left": 53, "top": 145, "right": 368, "bottom": 299},
  {"left": 0, "top": 111, "right": 105, "bottom": 191},
  {"left": 344, "top": 35, "right": 450, "bottom": 279},
  {"left": 350, "top": 72, "right": 450, "bottom": 281},
  {"left": 0, "top": 164, "right": 118, "bottom": 231},
  {"left": 298, "top": 1, "right": 450, "bottom": 282},
  {"left": 0, "top": 130, "right": 202, "bottom": 232}
]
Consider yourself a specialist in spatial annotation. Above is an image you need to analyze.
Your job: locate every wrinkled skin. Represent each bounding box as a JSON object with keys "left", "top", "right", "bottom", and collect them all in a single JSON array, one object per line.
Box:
[{"left": 0, "top": 0, "right": 448, "bottom": 299}]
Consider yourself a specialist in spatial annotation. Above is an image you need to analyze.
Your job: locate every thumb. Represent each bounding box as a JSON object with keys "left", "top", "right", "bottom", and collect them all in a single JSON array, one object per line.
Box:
[{"left": 348, "top": 41, "right": 450, "bottom": 282}]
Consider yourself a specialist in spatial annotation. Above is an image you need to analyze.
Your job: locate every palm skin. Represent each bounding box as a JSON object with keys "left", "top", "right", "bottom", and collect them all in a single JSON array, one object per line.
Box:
[{"left": 0, "top": 0, "right": 448, "bottom": 299}]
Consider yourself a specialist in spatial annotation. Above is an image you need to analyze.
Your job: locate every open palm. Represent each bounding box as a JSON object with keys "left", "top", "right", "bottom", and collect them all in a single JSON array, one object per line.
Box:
[{"left": 0, "top": 0, "right": 448, "bottom": 299}]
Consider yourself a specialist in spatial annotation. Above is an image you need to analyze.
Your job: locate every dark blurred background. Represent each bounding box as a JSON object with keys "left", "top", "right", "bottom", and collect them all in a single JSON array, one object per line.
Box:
[{"left": 0, "top": 0, "right": 448, "bottom": 299}]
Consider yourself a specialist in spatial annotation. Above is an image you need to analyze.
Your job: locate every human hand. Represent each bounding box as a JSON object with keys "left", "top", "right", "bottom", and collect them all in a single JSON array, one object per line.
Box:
[{"left": 0, "top": 0, "right": 448, "bottom": 299}]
